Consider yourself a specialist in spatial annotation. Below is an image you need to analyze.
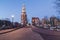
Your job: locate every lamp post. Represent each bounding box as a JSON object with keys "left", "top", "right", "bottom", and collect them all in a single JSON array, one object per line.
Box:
[{"left": 11, "top": 15, "right": 14, "bottom": 25}]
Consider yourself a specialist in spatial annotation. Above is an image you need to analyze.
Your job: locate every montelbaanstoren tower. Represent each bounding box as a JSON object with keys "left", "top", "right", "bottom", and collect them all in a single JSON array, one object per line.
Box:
[{"left": 21, "top": 4, "right": 28, "bottom": 26}]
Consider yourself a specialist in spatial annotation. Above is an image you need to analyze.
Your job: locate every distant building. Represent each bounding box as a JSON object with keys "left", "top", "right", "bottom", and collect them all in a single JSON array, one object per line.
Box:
[
  {"left": 41, "top": 17, "right": 47, "bottom": 25},
  {"left": 50, "top": 16, "right": 58, "bottom": 26},
  {"left": 50, "top": 16, "right": 55, "bottom": 26},
  {"left": 32, "top": 17, "right": 40, "bottom": 26},
  {"left": 54, "top": 19, "right": 58, "bottom": 26},
  {"left": 21, "top": 4, "right": 28, "bottom": 26}
]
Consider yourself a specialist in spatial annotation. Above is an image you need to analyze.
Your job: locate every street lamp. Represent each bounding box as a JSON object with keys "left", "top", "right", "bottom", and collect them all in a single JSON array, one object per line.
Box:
[{"left": 11, "top": 15, "right": 14, "bottom": 25}]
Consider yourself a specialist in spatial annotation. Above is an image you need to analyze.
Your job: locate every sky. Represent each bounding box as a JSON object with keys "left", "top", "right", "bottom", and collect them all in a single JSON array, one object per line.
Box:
[{"left": 0, "top": 0, "right": 57, "bottom": 23}]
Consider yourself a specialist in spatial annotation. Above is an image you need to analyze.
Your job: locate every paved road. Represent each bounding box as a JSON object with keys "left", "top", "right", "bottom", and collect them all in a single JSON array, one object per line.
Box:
[{"left": 0, "top": 28, "right": 44, "bottom": 40}]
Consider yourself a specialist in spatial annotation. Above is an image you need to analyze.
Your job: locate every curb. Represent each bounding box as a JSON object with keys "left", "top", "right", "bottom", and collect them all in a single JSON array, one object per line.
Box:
[{"left": 0, "top": 28, "right": 20, "bottom": 34}]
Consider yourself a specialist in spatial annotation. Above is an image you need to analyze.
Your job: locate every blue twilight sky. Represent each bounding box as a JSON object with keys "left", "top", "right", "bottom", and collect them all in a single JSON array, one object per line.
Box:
[{"left": 0, "top": 0, "right": 57, "bottom": 22}]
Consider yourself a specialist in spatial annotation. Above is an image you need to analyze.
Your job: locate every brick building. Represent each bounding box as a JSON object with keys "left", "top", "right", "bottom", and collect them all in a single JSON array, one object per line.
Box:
[{"left": 32, "top": 17, "right": 40, "bottom": 26}]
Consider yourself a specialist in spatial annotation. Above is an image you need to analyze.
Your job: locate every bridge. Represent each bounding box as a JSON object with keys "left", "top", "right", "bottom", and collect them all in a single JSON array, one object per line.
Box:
[{"left": 0, "top": 27, "right": 44, "bottom": 40}]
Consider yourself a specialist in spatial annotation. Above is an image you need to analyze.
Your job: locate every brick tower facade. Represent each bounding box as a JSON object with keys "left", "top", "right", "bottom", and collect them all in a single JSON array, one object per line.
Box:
[{"left": 21, "top": 4, "right": 28, "bottom": 26}]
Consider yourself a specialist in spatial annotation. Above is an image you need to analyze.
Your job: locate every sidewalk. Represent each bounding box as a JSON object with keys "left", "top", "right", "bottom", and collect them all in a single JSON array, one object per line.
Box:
[{"left": 0, "top": 28, "right": 19, "bottom": 34}]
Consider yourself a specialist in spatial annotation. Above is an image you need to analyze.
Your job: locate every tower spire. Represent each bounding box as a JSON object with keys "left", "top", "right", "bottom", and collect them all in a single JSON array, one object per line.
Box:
[{"left": 22, "top": 4, "right": 26, "bottom": 13}]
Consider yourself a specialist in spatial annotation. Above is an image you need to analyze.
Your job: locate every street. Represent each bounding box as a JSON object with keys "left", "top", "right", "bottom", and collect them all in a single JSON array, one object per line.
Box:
[{"left": 0, "top": 28, "right": 44, "bottom": 40}]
